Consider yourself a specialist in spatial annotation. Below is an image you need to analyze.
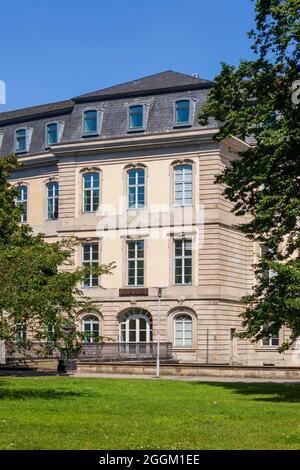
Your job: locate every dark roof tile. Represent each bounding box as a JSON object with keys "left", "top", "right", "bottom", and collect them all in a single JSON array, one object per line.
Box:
[
  {"left": 74, "top": 70, "right": 214, "bottom": 101},
  {"left": 0, "top": 100, "right": 74, "bottom": 125}
]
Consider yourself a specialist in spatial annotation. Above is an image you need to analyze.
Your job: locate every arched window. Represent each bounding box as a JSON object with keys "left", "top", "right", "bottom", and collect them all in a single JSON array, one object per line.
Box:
[
  {"left": 16, "top": 185, "right": 28, "bottom": 223},
  {"left": 82, "top": 315, "right": 100, "bottom": 343},
  {"left": 128, "top": 168, "right": 145, "bottom": 209},
  {"left": 174, "top": 314, "right": 192, "bottom": 347},
  {"left": 83, "top": 172, "right": 100, "bottom": 212},
  {"left": 47, "top": 181, "right": 59, "bottom": 220},
  {"left": 174, "top": 164, "right": 192, "bottom": 206},
  {"left": 119, "top": 308, "right": 152, "bottom": 343}
]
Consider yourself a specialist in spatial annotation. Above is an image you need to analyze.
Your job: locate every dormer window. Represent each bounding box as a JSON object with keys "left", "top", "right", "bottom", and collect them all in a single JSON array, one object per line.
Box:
[
  {"left": 15, "top": 128, "right": 27, "bottom": 153},
  {"left": 83, "top": 110, "right": 99, "bottom": 135},
  {"left": 174, "top": 99, "right": 193, "bottom": 126},
  {"left": 128, "top": 105, "right": 145, "bottom": 131},
  {"left": 46, "top": 123, "right": 58, "bottom": 146}
]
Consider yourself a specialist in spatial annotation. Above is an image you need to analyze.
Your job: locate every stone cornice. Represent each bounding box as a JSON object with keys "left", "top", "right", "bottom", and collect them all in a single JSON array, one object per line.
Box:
[{"left": 50, "top": 128, "right": 219, "bottom": 157}]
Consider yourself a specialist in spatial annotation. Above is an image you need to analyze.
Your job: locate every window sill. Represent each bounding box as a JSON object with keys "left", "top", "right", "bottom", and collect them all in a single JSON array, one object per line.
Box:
[
  {"left": 173, "top": 347, "right": 196, "bottom": 352},
  {"left": 173, "top": 283, "right": 193, "bottom": 287},
  {"left": 127, "top": 128, "right": 145, "bottom": 133},
  {"left": 127, "top": 207, "right": 146, "bottom": 211},
  {"left": 255, "top": 347, "right": 280, "bottom": 352},
  {"left": 15, "top": 151, "right": 28, "bottom": 155},
  {"left": 173, "top": 123, "right": 192, "bottom": 129},
  {"left": 82, "top": 133, "right": 99, "bottom": 138}
]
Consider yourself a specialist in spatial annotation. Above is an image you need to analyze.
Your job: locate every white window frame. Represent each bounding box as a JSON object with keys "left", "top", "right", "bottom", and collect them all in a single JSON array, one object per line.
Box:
[
  {"left": 16, "top": 184, "right": 28, "bottom": 223},
  {"left": 173, "top": 98, "right": 195, "bottom": 127},
  {"left": 174, "top": 314, "right": 193, "bottom": 347},
  {"left": 82, "top": 108, "right": 103, "bottom": 136},
  {"left": 173, "top": 164, "right": 193, "bottom": 207},
  {"left": 0, "top": 132, "right": 4, "bottom": 149},
  {"left": 82, "top": 315, "right": 100, "bottom": 343},
  {"left": 119, "top": 313, "right": 152, "bottom": 343},
  {"left": 127, "top": 104, "right": 147, "bottom": 132},
  {"left": 46, "top": 181, "right": 59, "bottom": 220},
  {"left": 127, "top": 168, "right": 145, "bottom": 209},
  {"left": 127, "top": 240, "right": 144, "bottom": 286},
  {"left": 15, "top": 322, "right": 27, "bottom": 342},
  {"left": 82, "top": 243, "right": 99, "bottom": 288},
  {"left": 262, "top": 332, "right": 280, "bottom": 347},
  {"left": 174, "top": 238, "right": 192, "bottom": 285},
  {"left": 82, "top": 172, "right": 100, "bottom": 213},
  {"left": 15, "top": 128, "right": 28, "bottom": 153},
  {"left": 45, "top": 121, "right": 64, "bottom": 148}
]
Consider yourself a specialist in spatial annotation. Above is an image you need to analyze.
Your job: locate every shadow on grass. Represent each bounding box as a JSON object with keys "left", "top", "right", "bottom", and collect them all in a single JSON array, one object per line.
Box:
[
  {"left": 191, "top": 382, "right": 300, "bottom": 403},
  {"left": 0, "top": 385, "right": 86, "bottom": 401}
]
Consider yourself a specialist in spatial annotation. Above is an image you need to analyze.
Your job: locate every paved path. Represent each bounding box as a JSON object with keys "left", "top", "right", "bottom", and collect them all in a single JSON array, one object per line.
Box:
[{"left": 71, "top": 372, "right": 300, "bottom": 384}]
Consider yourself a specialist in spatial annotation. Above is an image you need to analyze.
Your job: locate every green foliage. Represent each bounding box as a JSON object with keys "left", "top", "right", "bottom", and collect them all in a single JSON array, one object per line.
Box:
[
  {"left": 0, "top": 155, "right": 114, "bottom": 357},
  {"left": 198, "top": 0, "right": 300, "bottom": 348}
]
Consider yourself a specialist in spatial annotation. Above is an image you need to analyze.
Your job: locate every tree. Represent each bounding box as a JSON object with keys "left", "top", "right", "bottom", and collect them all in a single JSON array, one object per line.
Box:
[
  {"left": 0, "top": 155, "right": 113, "bottom": 359},
  {"left": 198, "top": 0, "right": 300, "bottom": 350}
]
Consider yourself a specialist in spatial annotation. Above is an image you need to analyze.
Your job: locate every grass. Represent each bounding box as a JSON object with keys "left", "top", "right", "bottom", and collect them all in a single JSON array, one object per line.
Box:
[{"left": 0, "top": 376, "right": 300, "bottom": 449}]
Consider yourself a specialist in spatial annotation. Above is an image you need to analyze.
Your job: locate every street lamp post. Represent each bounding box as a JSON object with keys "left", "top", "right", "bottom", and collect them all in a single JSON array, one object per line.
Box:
[{"left": 156, "top": 287, "right": 162, "bottom": 380}]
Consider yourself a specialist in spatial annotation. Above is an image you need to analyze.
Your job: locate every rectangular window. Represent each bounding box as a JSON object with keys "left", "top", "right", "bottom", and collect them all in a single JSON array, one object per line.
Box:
[
  {"left": 174, "top": 164, "right": 192, "bottom": 206},
  {"left": 128, "top": 168, "right": 145, "bottom": 209},
  {"left": 82, "top": 243, "right": 99, "bottom": 287},
  {"left": 15, "top": 129, "right": 27, "bottom": 152},
  {"left": 262, "top": 333, "right": 279, "bottom": 347},
  {"left": 47, "top": 181, "right": 59, "bottom": 220},
  {"left": 16, "top": 185, "right": 28, "bottom": 223},
  {"left": 175, "top": 100, "right": 191, "bottom": 125},
  {"left": 83, "top": 110, "right": 98, "bottom": 134},
  {"left": 46, "top": 123, "right": 58, "bottom": 146},
  {"left": 128, "top": 105, "right": 144, "bottom": 130},
  {"left": 174, "top": 239, "right": 192, "bottom": 285},
  {"left": 127, "top": 240, "right": 144, "bottom": 286},
  {"left": 83, "top": 172, "right": 100, "bottom": 212},
  {"left": 15, "top": 323, "right": 27, "bottom": 343}
]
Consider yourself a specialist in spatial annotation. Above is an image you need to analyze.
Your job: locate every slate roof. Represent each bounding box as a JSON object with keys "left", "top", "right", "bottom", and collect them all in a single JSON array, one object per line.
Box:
[
  {"left": 74, "top": 70, "right": 214, "bottom": 101},
  {"left": 0, "top": 71, "right": 217, "bottom": 157},
  {"left": 0, "top": 100, "right": 74, "bottom": 125},
  {"left": 0, "top": 71, "right": 213, "bottom": 125}
]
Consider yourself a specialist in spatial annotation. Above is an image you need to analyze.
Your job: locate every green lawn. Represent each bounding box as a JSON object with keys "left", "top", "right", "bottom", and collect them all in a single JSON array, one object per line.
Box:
[{"left": 0, "top": 376, "right": 300, "bottom": 449}]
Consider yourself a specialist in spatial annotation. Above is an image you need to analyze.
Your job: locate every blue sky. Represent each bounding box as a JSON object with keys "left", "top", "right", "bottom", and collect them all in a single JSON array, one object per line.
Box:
[{"left": 0, "top": 0, "right": 256, "bottom": 112}]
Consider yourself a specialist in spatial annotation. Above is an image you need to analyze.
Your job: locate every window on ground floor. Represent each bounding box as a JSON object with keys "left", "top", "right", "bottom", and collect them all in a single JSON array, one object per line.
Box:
[
  {"left": 119, "top": 308, "right": 152, "bottom": 343},
  {"left": 82, "top": 315, "right": 100, "bottom": 343},
  {"left": 174, "top": 314, "right": 192, "bottom": 347},
  {"left": 262, "top": 332, "right": 279, "bottom": 347}
]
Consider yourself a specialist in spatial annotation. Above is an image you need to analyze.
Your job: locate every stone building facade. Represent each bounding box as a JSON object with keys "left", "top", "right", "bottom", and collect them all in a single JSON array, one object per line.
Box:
[{"left": 0, "top": 71, "right": 298, "bottom": 366}]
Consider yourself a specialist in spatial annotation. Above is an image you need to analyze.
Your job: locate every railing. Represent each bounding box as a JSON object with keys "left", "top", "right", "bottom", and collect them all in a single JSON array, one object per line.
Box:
[
  {"left": 5, "top": 342, "right": 59, "bottom": 361},
  {"left": 77, "top": 342, "right": 173, "bottom": 362},
  {"left": 5, "top": 342, "right": 173, "bottom": 362}
]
